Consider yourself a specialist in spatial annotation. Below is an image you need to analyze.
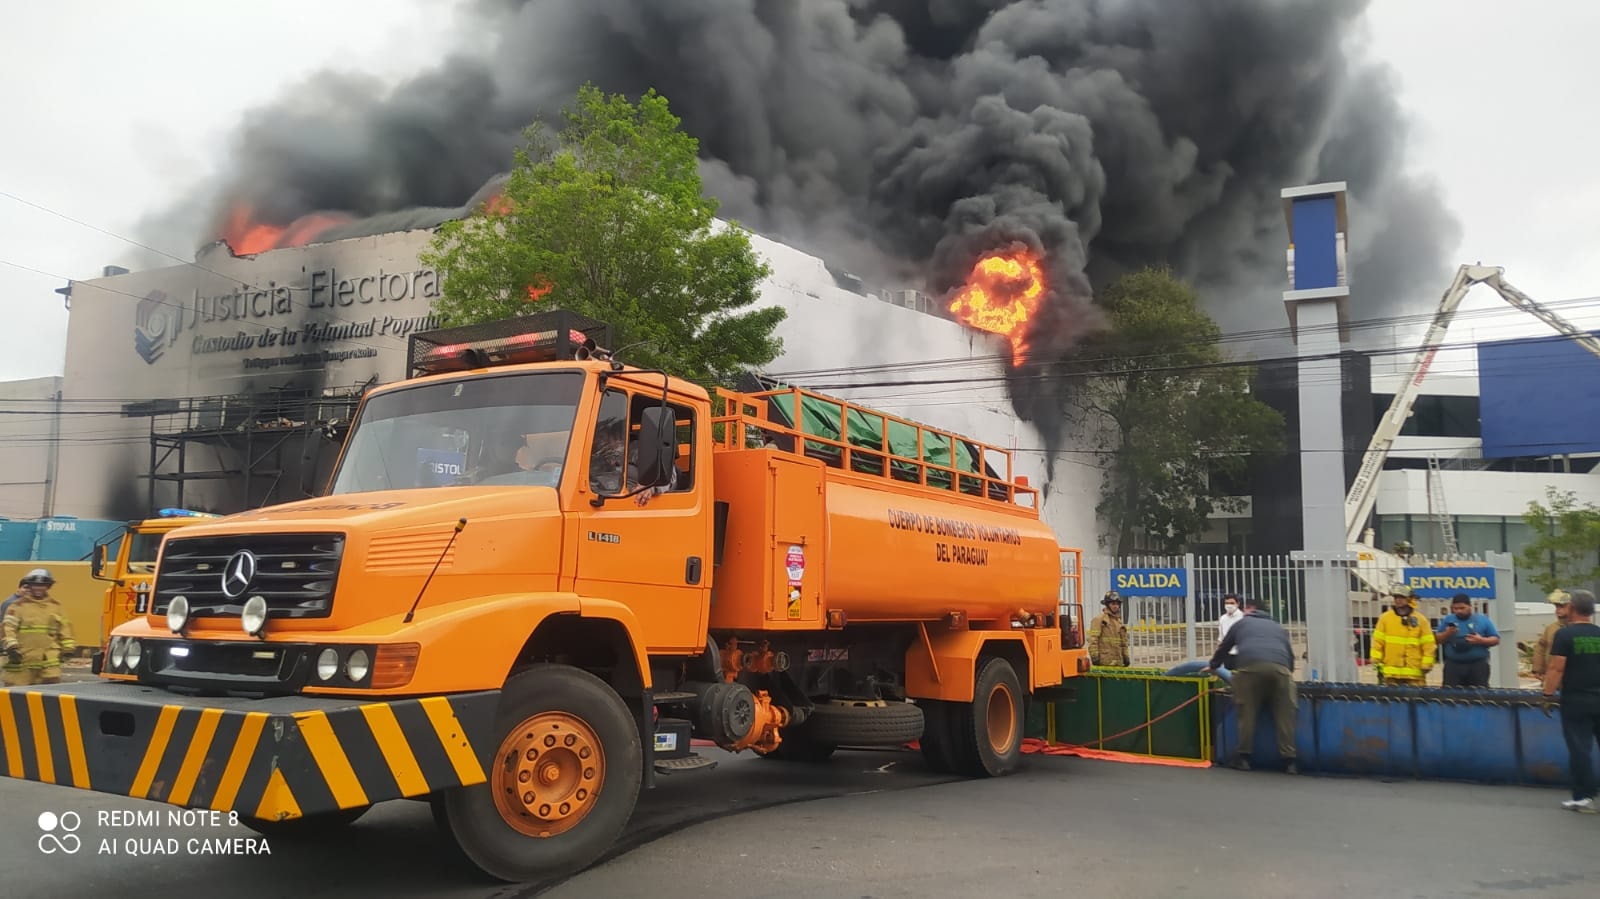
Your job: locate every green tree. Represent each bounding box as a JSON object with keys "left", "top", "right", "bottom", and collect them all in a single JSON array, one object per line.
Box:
[
  {"left": 1518, "top": 486, "right": 1600, "bottom": 593},
  {"left": 1065, "top": 267, "right": 1285, "bottom": 556},
  {"left": 421, "top": 84, "right": 785, "bottom": 385}
]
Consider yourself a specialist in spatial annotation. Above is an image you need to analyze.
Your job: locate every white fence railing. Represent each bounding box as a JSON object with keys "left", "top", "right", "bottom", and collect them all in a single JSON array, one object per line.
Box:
[{"left": 1080, "top": 551, "right": 1511, "bottom": 680}]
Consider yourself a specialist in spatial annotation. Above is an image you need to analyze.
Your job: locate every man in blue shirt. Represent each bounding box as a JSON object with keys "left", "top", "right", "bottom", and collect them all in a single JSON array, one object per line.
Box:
[{"left": 1435, "top": 593, "right": 1500, "bottom": 687}]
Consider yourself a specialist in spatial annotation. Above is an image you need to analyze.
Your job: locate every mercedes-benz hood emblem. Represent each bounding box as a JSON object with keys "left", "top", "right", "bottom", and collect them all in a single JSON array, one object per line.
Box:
[{"left": 221, "top": 550, "right": 258, "bottom": 599}]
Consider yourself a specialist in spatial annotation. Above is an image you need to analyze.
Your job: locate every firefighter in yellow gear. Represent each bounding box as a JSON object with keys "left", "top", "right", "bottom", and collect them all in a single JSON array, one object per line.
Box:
[
  {"left": 1370, "top": 585, "right": 1434, "bottom": 686},
  {"left": 1088, "top": 591, "right": 1131, "bottom": 667},
  {"left": 1531, "top": 589, "right": 1572, "bottom": 677},
  {"left": 2, "top": 568, "right": 75, "bottom": 686}
]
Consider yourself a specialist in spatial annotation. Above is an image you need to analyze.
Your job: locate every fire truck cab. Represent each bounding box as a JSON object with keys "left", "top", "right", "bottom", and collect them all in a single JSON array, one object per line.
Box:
[{"left": 90, "top": 509, "right": 217, "bottom": 659}]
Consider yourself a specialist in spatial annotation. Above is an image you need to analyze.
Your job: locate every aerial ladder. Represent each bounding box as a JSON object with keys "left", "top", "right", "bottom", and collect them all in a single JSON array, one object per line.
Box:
[{"left": 1344, "top": 264, "right": 1600, "bottom": 591}]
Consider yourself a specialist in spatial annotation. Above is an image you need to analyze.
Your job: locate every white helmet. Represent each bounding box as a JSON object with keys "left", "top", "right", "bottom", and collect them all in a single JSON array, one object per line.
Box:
[{"left": 20, "top": 568, "right": 54, "bottom": 587}]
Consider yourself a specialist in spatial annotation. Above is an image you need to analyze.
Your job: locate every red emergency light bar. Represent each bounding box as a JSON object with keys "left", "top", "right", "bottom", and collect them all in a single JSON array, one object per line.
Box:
[{"left": 414, "top": 328, "right": 603, "bottom": 375}]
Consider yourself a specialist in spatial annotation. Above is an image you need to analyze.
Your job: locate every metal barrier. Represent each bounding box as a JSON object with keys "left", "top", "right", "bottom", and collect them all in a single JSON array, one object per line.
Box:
[
  {"left": 1028, "top": 673, "right": 1594, "bottom": 787},
  {"left": 1033, "top": 669, "right": 1214, "bottom": 764},
  {"left": 1211, "top": 682, "right": 1600, "bottom": 786}
]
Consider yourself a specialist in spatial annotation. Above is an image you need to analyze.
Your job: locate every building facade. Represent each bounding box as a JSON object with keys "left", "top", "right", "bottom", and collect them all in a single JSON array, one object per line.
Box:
[
  {"left": 5, "top": 225, "right": 1105, "bottom": 554},
  {"left": 1222, "top": 343, "right": 1600, "bottom": 602}
]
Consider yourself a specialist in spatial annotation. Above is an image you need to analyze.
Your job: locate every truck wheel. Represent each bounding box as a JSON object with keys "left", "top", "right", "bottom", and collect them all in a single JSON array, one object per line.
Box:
[
  {"left": 802, "top": 699, "right": 925, "bottom": 747},
  {"left": 440, "top": 664, "right": 642, "bottom": 883},
  {"left": 239, "top": 805, "right": 369, "bottom": 839},
  {"left": 947, "top": 657, "right": 1025, "bottom": 778}
]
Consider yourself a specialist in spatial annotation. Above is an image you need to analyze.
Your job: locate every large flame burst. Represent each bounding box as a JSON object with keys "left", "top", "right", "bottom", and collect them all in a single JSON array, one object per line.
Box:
[
  {"left": 215, "top": 188, "right": 513, "bottom": 256},
  {"left": 219, "top": 204, "right": 354, "bottom": 255},
  {"left": 948, "top": 250, "right": 1047, "bottom": 367}
]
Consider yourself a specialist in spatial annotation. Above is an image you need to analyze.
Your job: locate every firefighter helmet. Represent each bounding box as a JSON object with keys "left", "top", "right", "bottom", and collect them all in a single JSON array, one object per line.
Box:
[
  {"left": 1548, "top": 589, "right": 1572, "bottom": 606},
  {"left": 1102, "top": 590, "right": 1122, "bottom": 606},
  {"left": 20, "top": 568, "right": 54, "bottom": 587}
]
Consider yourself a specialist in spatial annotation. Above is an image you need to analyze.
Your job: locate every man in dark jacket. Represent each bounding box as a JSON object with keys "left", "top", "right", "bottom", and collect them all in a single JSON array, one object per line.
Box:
[{"left": 1204, "top": 596, "right": 1298, "bottom": 774}]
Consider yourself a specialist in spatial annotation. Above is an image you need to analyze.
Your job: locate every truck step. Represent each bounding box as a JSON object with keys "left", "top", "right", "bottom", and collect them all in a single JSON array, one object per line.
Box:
[
  {"left": 651, "top": 691, "right": 698, "bottom": 703},
  {"left": 654, "top": 753, "right": 718, "bottom": 775}
]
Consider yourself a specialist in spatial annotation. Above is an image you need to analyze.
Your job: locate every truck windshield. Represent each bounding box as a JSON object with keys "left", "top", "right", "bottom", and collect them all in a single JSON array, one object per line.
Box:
[
  {"left": 127, "top": 532, "right": 163, "bottom": 572},
  {"left": 328, "top": 371, "right": 586, "bottom": 495}
]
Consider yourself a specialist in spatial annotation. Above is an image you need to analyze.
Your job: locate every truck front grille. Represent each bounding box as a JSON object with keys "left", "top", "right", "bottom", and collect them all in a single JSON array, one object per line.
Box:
[{"left": 152, "top": 533, "right": 345, "bottom": 620}]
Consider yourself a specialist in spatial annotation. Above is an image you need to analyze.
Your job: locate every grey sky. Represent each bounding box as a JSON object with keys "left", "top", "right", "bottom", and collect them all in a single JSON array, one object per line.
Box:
[{"left": 1, "top": 0, "right": 1596, "bottom": 384}]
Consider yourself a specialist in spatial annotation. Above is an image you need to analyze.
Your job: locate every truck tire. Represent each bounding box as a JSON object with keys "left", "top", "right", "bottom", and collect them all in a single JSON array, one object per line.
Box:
[
  {"left": 440, "top": 664, "right": 643, "bottom": 883},
  {"left": 802, "top": 699, "right": 925, "bottom": 747},
  {"left": 927, "top": 657, "right": 1025, "bottom": 778},
  {"left": 239, "top": 805, "right": 369, "bottom": 840}
]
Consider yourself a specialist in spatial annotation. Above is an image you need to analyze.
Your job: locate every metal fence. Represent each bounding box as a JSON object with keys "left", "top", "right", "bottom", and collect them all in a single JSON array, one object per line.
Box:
[{"left": 1079, "top": 551, "right": 1507, "bottom": 678}]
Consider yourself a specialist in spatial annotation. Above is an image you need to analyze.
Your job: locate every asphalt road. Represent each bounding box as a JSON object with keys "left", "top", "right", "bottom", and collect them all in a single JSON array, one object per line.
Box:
[
  {"left": 0, "top": 745, "right": 956, "bottom": 899},
  {"left": 2, "top": 743, "right": 1597, "bottom": 898}
]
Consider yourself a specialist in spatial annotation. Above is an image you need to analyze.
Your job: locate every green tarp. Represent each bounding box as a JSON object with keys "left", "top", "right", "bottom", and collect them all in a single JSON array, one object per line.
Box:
[{"left": 761, "top": 392, "right": 988, "bottom": 492}]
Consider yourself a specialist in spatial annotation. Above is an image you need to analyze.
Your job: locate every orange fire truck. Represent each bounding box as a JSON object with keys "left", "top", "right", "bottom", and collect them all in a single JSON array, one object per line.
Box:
[
  {"left": 89, "top": 510, "right": 217, "bottom": 650},
  {"left": 0, "top": 311, "right": 1088, "bottom": 883}
]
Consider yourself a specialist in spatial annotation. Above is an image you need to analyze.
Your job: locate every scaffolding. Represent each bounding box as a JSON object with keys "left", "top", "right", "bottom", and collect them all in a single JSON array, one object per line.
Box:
[{"left": 130, "top": 386, "right": 366, "bottom": 515}]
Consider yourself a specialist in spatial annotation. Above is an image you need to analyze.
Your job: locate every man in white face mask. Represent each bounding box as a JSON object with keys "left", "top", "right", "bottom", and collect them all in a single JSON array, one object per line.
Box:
[{"left": 1217, "top": 593, "right": 1244, "bottom": 669}]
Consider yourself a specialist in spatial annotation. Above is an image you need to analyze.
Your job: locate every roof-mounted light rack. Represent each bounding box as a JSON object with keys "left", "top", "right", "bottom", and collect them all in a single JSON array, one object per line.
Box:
[{"left": 406, "top": 310, "right": 615, "bottom": 378}]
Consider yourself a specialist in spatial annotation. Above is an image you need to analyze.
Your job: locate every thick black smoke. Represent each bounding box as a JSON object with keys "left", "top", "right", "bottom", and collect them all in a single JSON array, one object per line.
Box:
[{"left": 142, "top": 0, "right": 1460, "bottom": 455}]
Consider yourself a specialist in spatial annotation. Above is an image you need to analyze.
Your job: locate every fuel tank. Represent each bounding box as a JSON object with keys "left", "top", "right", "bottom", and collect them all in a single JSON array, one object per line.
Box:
[{"left": 709, "top": 448, "right": 1060, "bottom": 630}]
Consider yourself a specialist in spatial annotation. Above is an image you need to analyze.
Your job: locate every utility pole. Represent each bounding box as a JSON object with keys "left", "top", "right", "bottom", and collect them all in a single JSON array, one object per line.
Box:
[{"left": 1282, "top": 183, "right": 1357, "bottom": 683}]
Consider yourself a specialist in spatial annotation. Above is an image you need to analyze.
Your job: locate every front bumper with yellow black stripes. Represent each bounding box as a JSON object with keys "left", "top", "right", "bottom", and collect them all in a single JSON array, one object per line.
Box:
[{"left": 0, "top": 680, "right": 499, "bottom": 822}]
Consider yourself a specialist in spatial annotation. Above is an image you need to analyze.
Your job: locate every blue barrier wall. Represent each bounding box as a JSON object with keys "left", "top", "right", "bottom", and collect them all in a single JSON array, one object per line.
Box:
[
  {"left": 0, "top": 520, "right": 37, "bottom": 562},
  {"left": 1211, "top": 683, "right": 1599, "bottom": 787},
  {"left": 1478, "top": 331, "right": 1600, "bottom": 459},
  {"left": 28, "top": 517, "right": 125, "bottom": 562}
]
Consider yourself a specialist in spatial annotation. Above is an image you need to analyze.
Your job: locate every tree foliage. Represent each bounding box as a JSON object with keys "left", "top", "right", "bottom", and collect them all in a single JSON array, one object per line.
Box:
[
  {"left": 420, "top": 84, "right": 785, "bottom": 385},
  {"left": 1066, "top": 267, "right": 1285, "bottom": 556},
  {"left": 1518, "top": 486, "right": 1600, "bottom": 593}
]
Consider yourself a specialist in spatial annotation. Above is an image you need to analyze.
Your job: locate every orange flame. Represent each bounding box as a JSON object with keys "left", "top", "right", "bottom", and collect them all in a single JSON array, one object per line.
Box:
[
  {"left": 219, "top": 204, "right": 353, "bottom": 256},
  {"left": 483, "top": 192, "right": 514, "bottom": 216},
  {"left": 525, "top": 276, "right": 553, "bottom": 302},
  {"left": 948, "top": 250, "right": 1047, "bottom": 366}
]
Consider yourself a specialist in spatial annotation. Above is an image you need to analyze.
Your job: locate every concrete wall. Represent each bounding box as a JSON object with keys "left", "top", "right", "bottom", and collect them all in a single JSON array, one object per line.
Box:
[
  {"left": 1375, "top": 468, "right": 1600, "bottom": 518},
  {"left": 54, "top": 230, "right": 445, "bottom": 518},
  {"left": 0, "top": 376, "right": 62, "bottom": 520}
]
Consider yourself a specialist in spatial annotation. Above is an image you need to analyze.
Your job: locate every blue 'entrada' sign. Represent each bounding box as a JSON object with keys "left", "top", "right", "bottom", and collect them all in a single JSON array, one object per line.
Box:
[
  {"left": 1402, "top": 567, "right": 1496, "bottom": 599},
  {"left": 1109, "top": 567, "right": 1187, "bottom": 597}
]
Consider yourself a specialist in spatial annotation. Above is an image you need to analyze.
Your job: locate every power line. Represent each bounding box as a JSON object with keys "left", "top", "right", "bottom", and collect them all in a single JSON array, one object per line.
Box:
[{"left": 0, "top": 189, "right": 231, "bottom": 277}]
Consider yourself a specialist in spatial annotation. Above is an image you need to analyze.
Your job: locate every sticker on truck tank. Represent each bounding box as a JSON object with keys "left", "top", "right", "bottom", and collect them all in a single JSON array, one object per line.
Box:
[{"left": 785, "top": 545, "right": 805, "bottom": 581}]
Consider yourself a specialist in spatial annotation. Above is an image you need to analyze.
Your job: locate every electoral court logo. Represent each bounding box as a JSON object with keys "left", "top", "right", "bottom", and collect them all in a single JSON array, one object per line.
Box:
[{"left": 134, "top": 290, "right": 174, "bottom": 365}]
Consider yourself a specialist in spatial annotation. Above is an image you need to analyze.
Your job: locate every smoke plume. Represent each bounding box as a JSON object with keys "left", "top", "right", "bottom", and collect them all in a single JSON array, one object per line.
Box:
[{"left": 141, "top": 0, "right": 1461, "bottom": 453}]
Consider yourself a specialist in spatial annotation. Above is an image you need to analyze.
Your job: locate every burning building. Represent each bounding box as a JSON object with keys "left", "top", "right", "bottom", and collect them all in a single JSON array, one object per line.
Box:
[{"left": 22, "top": 211, "right": 1103, "bottom": 553}]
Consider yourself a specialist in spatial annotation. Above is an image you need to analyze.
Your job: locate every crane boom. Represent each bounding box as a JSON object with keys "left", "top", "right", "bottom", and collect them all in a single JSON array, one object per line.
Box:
[{"left": 1344, "top": 264, "right": 1600, "bottom": 547}]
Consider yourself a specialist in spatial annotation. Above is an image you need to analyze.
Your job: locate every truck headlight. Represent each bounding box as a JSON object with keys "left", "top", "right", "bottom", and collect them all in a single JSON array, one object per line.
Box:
[
  {"left": 316, "top": 648, "right": 339, "bottom": 681},
  {"left": 241, "top": 596, "right": 268, "bottom": 637},
  {"left": 345, "top": 649, "right": 370, "bottom": 683},
  {"left": 167, "top": 596, "right": 190, "bottom": 634},
  {"left": 110, "top": 637, "right": 126, "bottom": 670},
  {"left": 124, "top": 639, "right": 143, "bottom": 671}
]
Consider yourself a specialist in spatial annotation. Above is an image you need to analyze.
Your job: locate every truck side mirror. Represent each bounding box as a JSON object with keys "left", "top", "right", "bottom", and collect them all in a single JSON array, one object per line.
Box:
[
  {"left": 91, "top": 544, "right": 107, "bottom": 580},
  {"left": 634, "top": 406, "right": 677, "bottom": 488}
]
